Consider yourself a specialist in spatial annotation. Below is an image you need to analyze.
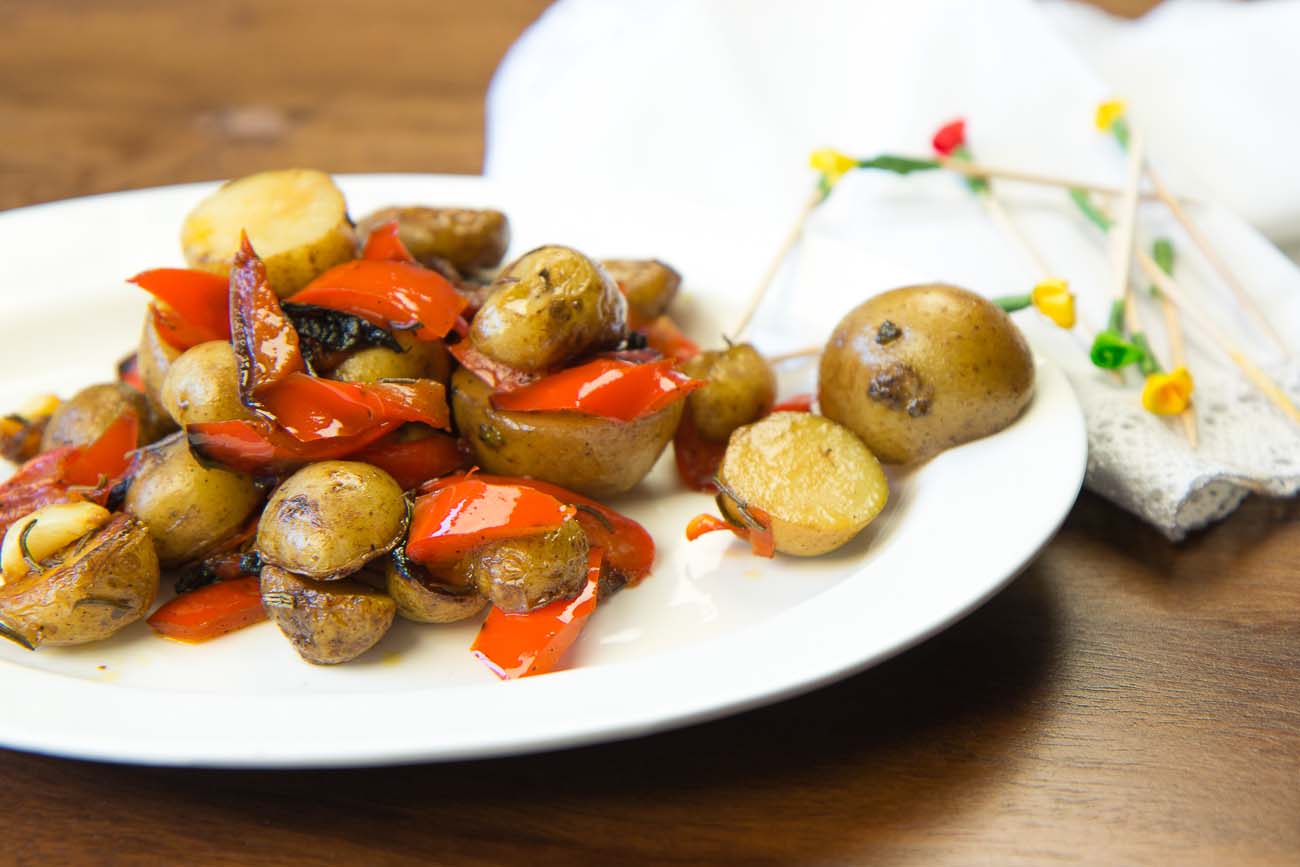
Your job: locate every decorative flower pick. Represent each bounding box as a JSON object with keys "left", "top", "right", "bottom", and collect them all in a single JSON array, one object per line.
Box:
[{"left": 994, "top": 279, "right": 1077, "bottom": 330}]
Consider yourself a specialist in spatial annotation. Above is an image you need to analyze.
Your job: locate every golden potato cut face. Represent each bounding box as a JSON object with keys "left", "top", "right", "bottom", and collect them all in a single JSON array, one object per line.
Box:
[
  {"left": 818, "top": 284, "right": 1034, "bottom": 464},
  {"left": 717, "top": 412, "right": 887, "bottom": 557},
  {"left": 181, "top": 168, "right": 357, "bottom": 297}
]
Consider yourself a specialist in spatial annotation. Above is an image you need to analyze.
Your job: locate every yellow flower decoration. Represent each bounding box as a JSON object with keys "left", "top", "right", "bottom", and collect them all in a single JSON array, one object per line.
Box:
[
  {"left": 1095, "top": 99, "right": 1127, "bottom": 132},
  {"left": 809, "top": 148, "right": 858, "bottom": 189},
  {"left": 1141, "top": 367, "right": 1194, "bottom": 415},
  {"left": 1030, "top": 279, "right": 1076, "bottom": 329}
]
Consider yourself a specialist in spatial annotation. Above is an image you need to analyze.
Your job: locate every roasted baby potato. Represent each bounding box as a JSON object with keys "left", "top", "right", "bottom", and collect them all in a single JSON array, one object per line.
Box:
[
  {"left": 41, "top": 382, "right": 170, "bottom": 452},
  {"left": 818, "top": 284, "right": 1034, "bottom": 464},
  {"left": 716, "top": 412, "right": 888, "bottom": 557},
  {"left": 681, "top": 343, "right": 776, "bottom": 442},
  {"left": 261, "top": 564, "right": 396, "bottom": 664},
  {"left": 355, "top": 206, "right": 510, "bottom": 272},
  {"left": 124, "top": 433, "right": 263, "bottom": 567},
  {"left": 470, "top": 245, "right": 627, "bottom": 372},
  {"left": 329, "top": 332, "right": 452, "bottom": 385},
  {"left": 0, "top": 394, "right": 60, "bottom": 463},
  {"left": 161, "top": 340, "right": 254, "bottom": 427},
  {"left": 452, "top": 368, "right": 682, "bottom": 498},
  {"left": 386, "top": 557, "right": 487, "bottom": 624},
  {"left": 138, "top": 309, "right": 183, "bottom": 415},
  {"left": 0, "top": 513, "right": 159, "bottom": 648},
  {"left": 181, "top": 168, "right": 357, "bottom": 297},
  {"left": 257, "top": 461, "right": 407, "bottom": 580},
  {"left": 601, "top": 258, "right": 681, "bottom": 323},
  {"left": 469, "top": 518, "right": 589, "bottom": 614}
]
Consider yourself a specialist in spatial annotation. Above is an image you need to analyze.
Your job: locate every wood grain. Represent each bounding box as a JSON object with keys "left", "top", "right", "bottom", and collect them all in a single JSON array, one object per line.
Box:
[{"left": 2, "top": 2, "right": 1298, "bottom": 865}]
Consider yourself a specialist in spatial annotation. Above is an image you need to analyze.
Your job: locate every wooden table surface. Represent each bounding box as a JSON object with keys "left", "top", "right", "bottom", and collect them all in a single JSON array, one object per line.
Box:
[{"left": 2, "top": 2, "right": 1297, "bottom": 864}]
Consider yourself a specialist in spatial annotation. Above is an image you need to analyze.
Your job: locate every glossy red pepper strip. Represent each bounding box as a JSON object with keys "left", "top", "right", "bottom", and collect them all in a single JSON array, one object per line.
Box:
[
  {"left": 362, "top": 220, "right": 418, "bottom": 264},
  {"left": 491, "top": 357, "right": 703, "bottom": 422},
  {"left": 63, "top": 411, "right": 138, "bottom": 487},
  {"left": 351, "top": 432, "right": 467, "bottom": 490},
  {"left": 447, "top": 340, "right": 542, "bottom": 392},
  {"left": 685, "top": 507, "right": 776, "bottom": 559},
  {"left": 405, "top": 477, "right": 577, "bottom": 567},
  {"left": 423, "top": 473, "right": 654, "bottom": 584},
  {"left": 147, "top": 577, "right": 267, "bottom": 643},
  {"left": 129, "top": 268, "right": 232, "bottom": 350},
  {"left": 186, "top": 418, "right": 401, "bottom": 475},
  {"left": 471, "top": 548, "right": 603, "bottom": 679},
  {"left": 291, "top": 260, "right": 467, "bottom": 342},
  {"left": 254, "top": 373, "right": 451, "bottom": 443},
  {"left": 230, "top": 233, "right": 305, "bottom": 399}
]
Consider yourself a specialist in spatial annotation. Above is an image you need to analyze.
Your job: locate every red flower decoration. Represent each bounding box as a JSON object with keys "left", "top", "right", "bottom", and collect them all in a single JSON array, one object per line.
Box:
[{"left": 931, "top": 119, "right": 967, "bottom": 156}]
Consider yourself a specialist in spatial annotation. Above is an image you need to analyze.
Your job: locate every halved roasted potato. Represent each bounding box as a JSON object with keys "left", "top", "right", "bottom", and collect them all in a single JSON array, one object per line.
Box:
[
  {"left": 681, "top": 343, "right": 776, "bottom": 443},
  {"left": 181, "top": 169, "right": 357, "bottom": 297},
  {"left": 386, "top": 556, "right": 487, "bottom": 624},
  {"left": 451, "top": 367, "right": 682, "bottom": 498},
  {"left": 468, "top": 518, "right": 589, "bottom": 614},
  {"left": 261, "top": 564, "right": 396, "bottom": 664},
  {"left": 0, "top": 513, "right": 159, "bottom": 648},
  {"left": 354, "top": 206, "right": 510, "bottom": 272}
]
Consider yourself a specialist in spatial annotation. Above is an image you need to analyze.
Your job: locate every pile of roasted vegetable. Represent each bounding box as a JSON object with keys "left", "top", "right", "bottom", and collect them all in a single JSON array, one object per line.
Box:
[{"left": 0, "top": 169, "right": 1035, "bottom": 677}]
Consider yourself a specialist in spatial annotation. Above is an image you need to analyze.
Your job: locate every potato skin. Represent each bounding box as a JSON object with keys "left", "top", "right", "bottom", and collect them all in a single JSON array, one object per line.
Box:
[
  {"left": 469, "top": 519, "right": 589, "bottom": 614},
  {"left": 470, "top": 246, "right": 627, "bottom": 372},
  {"left": 355, "top": 206, "right": 510, "bottom": 272},
  {"left": 261, "top": 564, "right": 396, "bottom": 664},
  {"left": 124, "top": 434, "right": 263, "bottom": 567},
  {"left": 818, "top": 284, "right": 1034, "bottom": 464},
  {"left": 386, "top": 558, "right": 487, "bottom": 624},
  {"left": 41, "top": 382, "right": 171, "bottom": 452},
  {"left": 601, "top": 258, "right": 681, "bottom": 323},
  {"left": 0, "top": 514, "right": 159, "bottom": 647},
  {"left": 451, "top": 368, "right": 682, "bottom": 498},
  {"left": 257, "top": 461, "right": 407, "bottom": 581},
  {"left": 161, "top": 341, "right": 254, "bottom": 427},
  {"left": 716, "top": 412, "right": 888, "bottom": 557},
  {"left": 138, "top": 309, "right": 183, "bottom": 415},
  {"left": 681, "top": 343, "right": 776, "bottom": 443},
  {"left": 329, "top": 332, "right": 452, "bottom": 385}
]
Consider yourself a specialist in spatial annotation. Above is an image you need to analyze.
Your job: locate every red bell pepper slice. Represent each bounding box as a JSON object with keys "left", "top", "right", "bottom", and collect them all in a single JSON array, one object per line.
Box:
[
  {"left": 146, "top": 577, "right": 266, "bottom": 643},
  {"left": 447, "top": 340, "right": 542, "bottom": 392},
  {"left": 405, "top": 477, "right": 576, "bottom": 567},
  {"left": 771, "top": 393, "right": 815, "bottom": 413},
  {"left": 186, "top": 417, "right": 402, "bottom": 475},
  {"left": 685, "top": 506, "right": 776, "bottom": 558},
  {"left": 471, "top": 548, "right": 602, "bottom": 679},
  {"left": 63, "top": 410, "right": 138, "bottom": 487},
  {"left": 351, "top": 432, "right": 467, "bottom": 490},
  {"left": 129, "top": 268, "right": 231, "bottom": 350},
  {"left": 291, "top": 260, "right": 467, "bottom": 341},
  {"left": 423, "top": 473, "right": 654, "bottom": 585},
  {"left": 491, "top": 357, "right": 703, "bottom": 422},
  {"left": 361, "top": 220, "right": 418, "bottom": 264},
  {"left": 255, "top": 373, "right": 449, "bottom": 443},
  {"left": 640, "top": 315, "right": 700, "bottom": 364},
  {"left": 672, "top": 411, "right": 726, "bottom": 493},
  {"left": 0, "top": 484, "right": 86, "bottom": 538},
  {"left": 230, "top": 233, "right": 305, "bottom": 399}
]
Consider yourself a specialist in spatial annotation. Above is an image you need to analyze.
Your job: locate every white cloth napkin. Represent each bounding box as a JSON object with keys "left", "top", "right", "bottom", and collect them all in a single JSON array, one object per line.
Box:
[{"left": 485, "top": 0, "right": 1300, "bottom": 539}]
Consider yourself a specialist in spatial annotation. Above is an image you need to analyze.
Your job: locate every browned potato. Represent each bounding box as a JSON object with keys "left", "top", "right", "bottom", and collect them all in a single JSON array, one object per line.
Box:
[
  {"left": 0, "top": 513, "right": 159, "bottom": 648},
  {"left": 470, "top": 246, "right": 627, "bottom": 372},
  {"left": 386, "top": 557, "right": 487, "bottom": 624},
  {"left": 160, "top": 341, "right": 254, "bottom": 427},
  {"left": 468, "top": 519, "right": 589, "bottom": 614},
  {"left": 355, "top": 206, "right": 510, "bottom": 272},
  {"left": 261, "top": 564, "right": 396, "bottom": 664},
  {"left": 681, "top": 343, "right": 776, "bottom": 442},
  {"left": 716, "top": 412, "right": 888, "bottom": 557},
  {"left": 124, "top": 434, "right": 263, "bottom": 568},
  {"left": 329, "top": 332, "right": 452, "bottom": 385},
  {"left": 181, "top": 169, "right": 357, "bottom": 297},
  {"left": 818, "top": 284, "right": 1034, "bottom": 464},
  {"left": 137, "top": 308, "right": 183, "bottom": 415},
  {"left": 256, "top": 461, "right": 407, "bottom": 581},
  {"left": 41, "top": 382, "right": 171, "bottom": 452},
  {"left": 451, "top": 368, "right": 682, "bottom": 498},
  {"left": 601, "top": 258, "right": 681, "bottom": 323}
]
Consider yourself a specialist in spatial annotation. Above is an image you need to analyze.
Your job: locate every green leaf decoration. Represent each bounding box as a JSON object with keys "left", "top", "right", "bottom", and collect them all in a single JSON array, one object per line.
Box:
[
  {"left": 1069, "top": 188, "right": 1114, "bottom": 232},
  {"left": 1090, "top": 330, "right": 1146, "bottom": 370},
  {"left": 856, "top": 155, "right": 942, "bottom": 175}
]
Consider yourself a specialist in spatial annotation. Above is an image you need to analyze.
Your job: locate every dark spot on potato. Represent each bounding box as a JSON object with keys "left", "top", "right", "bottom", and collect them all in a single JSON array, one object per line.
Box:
[
  {"left": 867, "top": 362, "right": 931, "bottom": 413},
  {"left": 875, "top": 320, "right": 901, "bottom": 344},
  {"left": 279, "top": 494, "right": 323, "bottom": 528}
]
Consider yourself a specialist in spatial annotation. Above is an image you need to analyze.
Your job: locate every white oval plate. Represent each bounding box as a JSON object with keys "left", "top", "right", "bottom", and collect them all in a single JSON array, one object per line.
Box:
[{"left": 0, "top": 175, "right": 1085, "bottom": 767}]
